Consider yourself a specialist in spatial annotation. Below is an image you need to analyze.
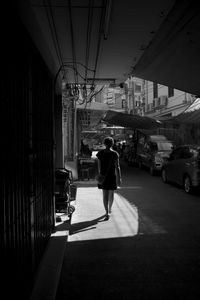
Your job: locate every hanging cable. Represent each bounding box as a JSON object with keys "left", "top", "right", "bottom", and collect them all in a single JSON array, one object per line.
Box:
[
  {"left": 44, "top": 0, "right": 65, "bottom": 77},
  {"left": 63, "top": 61, "right": 95, "bottom": 72},
  {"left": 92, "top": 0, "right": 106, "bottom": 86},
  {"left": 68, "top": 0, "right": 78, "bottom": 84},
  {"left": 64, "top": 64, "right": 86, "bottom": 81},
  {"left": 85, "top": 0, "right": 94, "bottom": 82}
]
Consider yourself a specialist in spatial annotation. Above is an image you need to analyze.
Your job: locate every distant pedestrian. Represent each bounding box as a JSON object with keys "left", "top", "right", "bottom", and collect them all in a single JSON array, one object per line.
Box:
[
  {"left": 96, "top": 137, "right": 122, "bottom": 221},
  {"left": 80, "top": 139, "right": 92, "bottom": 157},
  {"left": 122, "top": 142, "right": 126, "bottom": 152},
  {"left": 121, "top": 142, "right": 126, "bottom": 157}
]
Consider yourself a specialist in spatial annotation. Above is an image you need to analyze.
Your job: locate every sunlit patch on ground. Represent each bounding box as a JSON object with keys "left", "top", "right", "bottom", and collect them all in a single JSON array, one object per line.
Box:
[{"left": 68, "top": 186, "right": 167, "bottom": 242}]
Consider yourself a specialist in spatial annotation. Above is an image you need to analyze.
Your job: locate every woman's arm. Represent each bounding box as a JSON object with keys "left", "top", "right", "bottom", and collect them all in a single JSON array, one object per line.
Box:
[{"left": 115, "top": 157, "right": 122, "bottom": 186}]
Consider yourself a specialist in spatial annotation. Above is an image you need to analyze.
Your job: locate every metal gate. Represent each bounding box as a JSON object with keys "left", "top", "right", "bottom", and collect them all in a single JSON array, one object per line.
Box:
[{"left": 2, "top": 17, "right": 55, "bottom": 297}]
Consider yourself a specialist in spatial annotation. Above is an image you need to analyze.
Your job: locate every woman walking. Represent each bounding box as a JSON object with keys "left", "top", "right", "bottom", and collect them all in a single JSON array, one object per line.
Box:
[{"left": 96, "top": 137, "right": 122, "bottom": 220}]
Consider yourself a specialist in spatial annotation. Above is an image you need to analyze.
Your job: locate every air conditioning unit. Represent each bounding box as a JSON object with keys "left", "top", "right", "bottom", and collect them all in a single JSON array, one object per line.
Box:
[
  {"left": 160, "top": 95, "right": 168, "bottom": 106},
  {"left": 147, "top": 103, "right": 154, "bottom": 111},
  {"left": 154, "top": 98, "right": 159, "bottom": 107}
]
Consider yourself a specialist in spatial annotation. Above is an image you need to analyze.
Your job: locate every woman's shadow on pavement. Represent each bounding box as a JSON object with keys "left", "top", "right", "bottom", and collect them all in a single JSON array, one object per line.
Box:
[{"left": 69, "top": 214, "right": 106, "bottom": 235}]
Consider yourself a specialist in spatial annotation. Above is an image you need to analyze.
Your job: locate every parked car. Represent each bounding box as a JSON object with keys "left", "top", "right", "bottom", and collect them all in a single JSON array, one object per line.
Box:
[
  {"left": 136, "top": 135, "right": 173, "bottom": 175},
  {"left": 161, "top": 144, "right": 200, "bottom": 193}
]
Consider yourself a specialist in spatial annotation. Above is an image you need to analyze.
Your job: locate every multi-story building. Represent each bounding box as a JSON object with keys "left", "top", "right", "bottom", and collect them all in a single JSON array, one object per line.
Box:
[
  {"left": 122, "top": 76, "right": 199, "bottom": 145},
  {"left": 99, "top": 84, "right": 126, "bottom": 112},
  {"left": 124, "top": 77, "right": 146, "bottom": 115},
  {"left": 144, "top": 80, "right": 195, "bottom": 118},
  {"left": 125, "top": 76, "right": 195, "bottom": 118},
  {"left": 96, "top": 77, "right": 195, "bottom": 119}
]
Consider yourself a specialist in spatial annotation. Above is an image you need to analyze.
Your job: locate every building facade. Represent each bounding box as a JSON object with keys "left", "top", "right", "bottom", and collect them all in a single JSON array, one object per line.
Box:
[
  {"left": 144, "top": 80, "right": 195, "bottom": 118},
  {"left": 96, "top": 84, "right": 126, "bottom": 112},
  {"left": 124, "top": 76, "right": 196, "bottom": 119},
  {"left": 124, "top": 77, "right": 146, "bottom": 115}
]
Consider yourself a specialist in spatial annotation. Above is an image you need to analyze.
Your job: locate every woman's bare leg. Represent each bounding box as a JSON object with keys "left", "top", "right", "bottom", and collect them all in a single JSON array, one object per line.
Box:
[
  {"left": 103, "top": 190, "right": 109, "bottom": 214},
  {"left": 103, "top": 190, "right": 110, "bottom": 220},
  {"left": 108, "top": 190, "right": 114, "bottom": 213}
]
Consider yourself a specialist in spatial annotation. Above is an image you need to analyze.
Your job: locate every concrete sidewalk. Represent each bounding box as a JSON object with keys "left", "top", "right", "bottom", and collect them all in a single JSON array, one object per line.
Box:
[
  {"left": 30, "top": 179, "right": 139, "bottom": 300},
  {"left": 68, "top": 181, "right": 139, "bottom": 242},
  {"left": 55, "top": 180, "right": 144, "bottom": 300}
]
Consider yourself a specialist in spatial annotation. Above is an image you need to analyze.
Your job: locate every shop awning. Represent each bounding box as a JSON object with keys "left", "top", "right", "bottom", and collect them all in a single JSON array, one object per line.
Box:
[{"left": 102, "top": 110, "right": 162, "bottom": 129}]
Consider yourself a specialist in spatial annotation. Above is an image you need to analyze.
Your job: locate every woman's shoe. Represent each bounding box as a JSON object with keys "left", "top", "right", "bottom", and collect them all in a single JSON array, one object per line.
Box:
[{"left": 104, "top": 215, "right": 109, "bottom": 221}]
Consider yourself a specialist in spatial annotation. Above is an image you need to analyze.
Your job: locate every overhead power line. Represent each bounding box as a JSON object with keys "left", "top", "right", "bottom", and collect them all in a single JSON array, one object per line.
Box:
[{"left": 43, "top": 0, "right": 65, "bottom": 76}]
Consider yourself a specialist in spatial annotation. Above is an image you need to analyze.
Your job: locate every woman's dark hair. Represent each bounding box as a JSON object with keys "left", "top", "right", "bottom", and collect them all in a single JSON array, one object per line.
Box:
[{"left": 104, "top": 137, "right": 114, "bottom": 148}]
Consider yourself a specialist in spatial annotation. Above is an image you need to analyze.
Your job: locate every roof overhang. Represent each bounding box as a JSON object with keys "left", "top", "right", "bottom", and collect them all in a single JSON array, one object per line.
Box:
[
  {"left": 18, "top": 0, "right": 200, "bottom": 95},
  {"left": 133, "top": 0, "right": 200, "bottom": 95}
]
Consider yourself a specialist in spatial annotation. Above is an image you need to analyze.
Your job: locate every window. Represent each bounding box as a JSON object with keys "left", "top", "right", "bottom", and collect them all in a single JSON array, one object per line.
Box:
[
  {"left": 172, "top": 147, "right": 192, "bottom": 160},
  {"left": 150, "top": 142, "right": 158, "bottom": 152},
  {"left": 135, "top": 84, "right": 142, "bottom": 93},
  {"left": 168, "top": 87, "right": 174, "bottom": 97},
  {"left": 170, "top": 148, "right": 182, "bottom": 160},
  {"left": 157, "top": 141, "right": 173, "bottom": 151},
  {"left": 122, "top": 99, "right": 126, "bottom": 108},
  {"left": 153, "top": 82, "right": 158, "bottom": 98}
]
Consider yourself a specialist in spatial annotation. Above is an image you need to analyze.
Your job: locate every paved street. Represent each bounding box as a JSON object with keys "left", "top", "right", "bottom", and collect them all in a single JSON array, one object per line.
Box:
[{"left": 56, "top": 160, "right": 200, "bottom": 300}]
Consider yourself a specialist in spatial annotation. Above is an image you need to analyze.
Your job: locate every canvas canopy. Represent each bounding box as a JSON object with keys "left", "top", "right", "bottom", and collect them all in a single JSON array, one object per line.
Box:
[{"left": 102, "top": 110, "right": 162, "bottom": 129}]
